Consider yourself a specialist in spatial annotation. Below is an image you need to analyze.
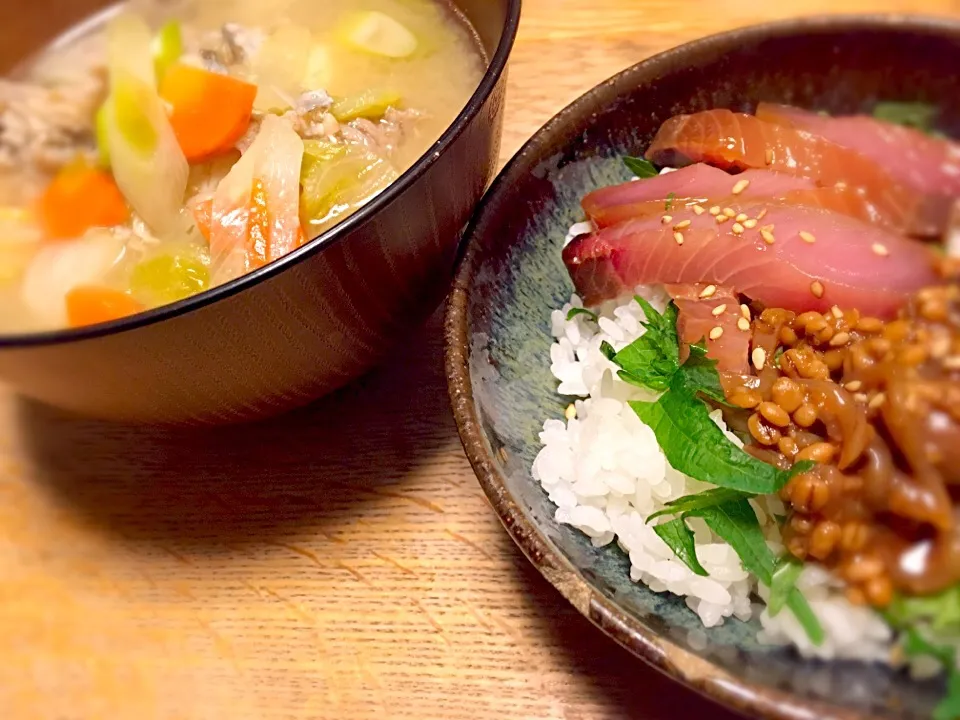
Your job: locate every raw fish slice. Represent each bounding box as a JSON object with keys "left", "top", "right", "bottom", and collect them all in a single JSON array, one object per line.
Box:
[
  {"left": 645, "top": 109, "right": 941, "bottom": 236},
  {"left": 563, "top": 201, "right": 937, "bottom": 318},
  {"left": 757, "top": 102, "right": 960, "bottom": 196},
  {"left": 666, "top": 283, "right": 750, "bottom": 375},
  {"left": 584, "top": 164, "right": 906, "bottom": 232},
  {"left": 583, "top": 165, "right": 815, "bottom": 226}
]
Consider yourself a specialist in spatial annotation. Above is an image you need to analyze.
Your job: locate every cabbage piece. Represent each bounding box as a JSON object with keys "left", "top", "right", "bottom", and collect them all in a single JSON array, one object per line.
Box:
[
  {"left": 20, "top": 229, "right": 127, "bottom": 327},
  {"left": 103, "top": 13, "right": 189, "bottom": 238},
  {"left": 251, "top": 23, "right": 312, "bottom": 112},
  {"left": 330, "top": 89, "right": 402, "bottom": 123},
  {"left": 0, "top": 207, "right": 42, "bottom": 284},
  {"left": 130, "top": 252, "right": 209, "bottom": 306},
  {"left": 300, "top": 141, "right": 398, "bottom": 233},
  {"left": 338, "top": 11, "right": 418, "bottom": 58}
]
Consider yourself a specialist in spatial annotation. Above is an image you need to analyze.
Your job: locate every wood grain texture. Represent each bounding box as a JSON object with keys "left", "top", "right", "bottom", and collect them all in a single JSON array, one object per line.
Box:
[{"left": 2, "top": 1, "right": 959, "bottom": 718}]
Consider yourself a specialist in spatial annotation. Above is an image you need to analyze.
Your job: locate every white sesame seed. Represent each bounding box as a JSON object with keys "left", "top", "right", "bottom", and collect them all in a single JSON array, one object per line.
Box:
[
  {"left": 831, "top": 305, "right": 844, "bottom": 319},
  {"left": 740, "top": 304, "right": 751, "bottom": 321},
  {"left": 844, "top": 380, "right": 863, "bottom": 392},
  {"left": 761, "top": 229, "right": 775, "bottom": 244},
  {"left": 737, "top": 317, "right": 750, "bottom": 332},
  {"left": 756, "top": 209, "right": 768, "bottom": 221},
  {"left": 692, "top": 205, "right": 706, "bottom": 215},
  {"left": 868, "top": 392, "right": 887, "bottom": 410},
  {"left": 732, "top": 222, "right": 745, "bottom": 235},
  {"left": 661, "top": 215, "right": 673, "bottom": 225},
  {"left": 709, "top": 205, "right": 721, "bottom": 216},
  {"left": 674, "top": 219, "right": 692, "bottom": 230},
  {"left": 872, "top": 243, "right": 889, "bottom": 257},
  {"left": 699, "top": 284, "right": 717, "bottom": 299},
  {"left": 829, "top": 332, "right": 851, "bottom": 347},
  {"left": 732, "top": 179, "right": 750, "bottom": 195},
  {"left": 709, "top": 326, "right": 724, "bottom": 341},
  {"left": 854, "top": 392, "right": 869, "bottom": 403},
  {"left": 723, "top": 207, "right": 736, "bottom": 218},
  {"left": 810, "top": 280, "right": 825, "bottom": 299},
  {"left": 799, "top": 231, "right": 816, "bottom": 244},
  {"left": 716, "top": 214, "right": 730, "bottom": 224},
  {"left": 712, "top": 304, "right": 728, "bottom": 316},
  {"left": 743, "top": 218, "right": 758, "bottom": 229},
  {"left": 735, "top": 213, "right": 749, "bottom": 223},
  {"left": 752, "top": 347, "right": 766, "bottom": 370},
  {"left": 565, "top": 403, "right": 577, "bottom": 420},
  {"left": 674, "top": 231, "right": 684, "bottom": 245}
]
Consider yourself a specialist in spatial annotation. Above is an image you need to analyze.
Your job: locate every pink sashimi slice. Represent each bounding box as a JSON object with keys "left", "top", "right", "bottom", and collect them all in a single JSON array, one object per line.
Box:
[
  {"left": 644, "top": 109, "right": 945, "bottom": 237},
  {"left": 582, "top": 164, "right": 815, "bottom": 226},
  {"left": 563, "top": 201, "right": 937, "bottom": 318},
  {"left": 666, "top": 283, "right": 751, "bottom": 375},
  {"left": 757, "top": 102, "right": 960, "bottom": 197}
]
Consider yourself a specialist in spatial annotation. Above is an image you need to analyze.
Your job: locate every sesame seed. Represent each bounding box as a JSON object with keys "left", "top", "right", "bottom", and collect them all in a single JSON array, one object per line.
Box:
[
  {"left": 868, "top": 392, "right": 887, "bottom": 410},
  {"left": 943, "top": 356, "right": 960, "bottom": 370},
  {"left": 737, "top": 317, "right": 750, "bottom": 332},
  {"left": 497, "top": 446, "right": 508, "bottom": 462},
  {"left": 743, "top": 218, "right": 758, "bottom": 229},
  {"left": 673, "top": 219, "right": 692, "bottom": 230},
  {"left": 674, "top": 231, "right": 684, "bottom": 245},
  {"left": 692, "top": 205, "right": 706, "bottom": 215},
  {"left": 765, "top": 148, "right": 774, "bottom": 165},
  {"left": 829, "top": 331, "right": 851, "bottom": 347},
  {"left": 732, "top": 222, "right": 745, "bottom": 235},
  {"left": 756, "top": 209, "right": 768, "bottom": 221},
  {"left": 716, "top": 214, "right": 730, "bottom": 224},
  {"left": 711, "top": 303, "right": 728, "bottom": 316},
  {"left": 735, "top": 213, "right": 749, "bottom": 223},
  {"left": 709, "top": 205, "right": 721, "bottom": 216},
  {"left": 810, "top": 280, "right": 825, "bottom": 298},
  {"left": 723, "top": 207, "right": 736, "bottom": 218},
  {"left": 752, "top": 347, "right": 767, "bottom": 370},
  {"left": 872, "top": 243, "right": 889, "bottom": 257},
  {"left": 661, "top": 215, "right": 673, "bottom": 225},
  {"left": 740, "top": 304, "right": 751, "bottom": 321},
  {"left": 761, "top": 229, "right": 776, "bottom": 244},
  {"left": 854, "top": 392, "right": 869, "bottom": 403},
  {"left": 844, "top": 380, "right": 863, "bottom": 392},
  {"left": 565, "top": 403, "right": 577, "bottom": 420},
  {"left": 799, "top": 231, "right": 816, "bottom": 244},
  {"left": 831, "top": 305, "right": 844, "bottom": 319},
  {"left": 732, "top": 179, "right": 750, "bottom": 195},
  {"left": 699, "top": 284, "right": 717, "bottom": 299},
  {"left": 709, "top": 326, "right": 724, "bottom": 341}
]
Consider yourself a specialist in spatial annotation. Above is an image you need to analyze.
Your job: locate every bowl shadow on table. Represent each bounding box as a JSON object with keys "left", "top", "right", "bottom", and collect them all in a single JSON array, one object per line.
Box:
[
  {"left": 13, "top": 310, "right": 461, "bottom": 551},
  {"left": 503, "top": 538, "right": 746, "bottom": 720}
]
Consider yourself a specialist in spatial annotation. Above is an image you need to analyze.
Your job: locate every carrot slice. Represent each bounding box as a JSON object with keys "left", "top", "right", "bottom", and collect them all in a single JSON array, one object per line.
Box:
[
  {"left": 65, "top": 285, "right": 144, "bottom": 327},
  {"left": 191, "top": 196, "right": 213, "bottom": 241},
  {"left": 38, "top": 162, "right": 129, "bottom": 240},
  {"left": 159, "top": 64, "right": 258, "bottom": 163}
]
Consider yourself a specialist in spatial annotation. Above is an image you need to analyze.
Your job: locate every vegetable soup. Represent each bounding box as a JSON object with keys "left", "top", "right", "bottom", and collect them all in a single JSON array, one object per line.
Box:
[{"left": 0, "top": 0, "right": 485, "bottom": 331}]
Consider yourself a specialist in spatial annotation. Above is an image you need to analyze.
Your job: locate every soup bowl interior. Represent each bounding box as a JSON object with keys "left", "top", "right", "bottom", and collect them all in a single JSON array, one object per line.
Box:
[
  {"left": 446, "top": 15, "right": 960, "bottom": 720},
  {"left": 0, "top": 0, "right": 519, "bottom": 423}
]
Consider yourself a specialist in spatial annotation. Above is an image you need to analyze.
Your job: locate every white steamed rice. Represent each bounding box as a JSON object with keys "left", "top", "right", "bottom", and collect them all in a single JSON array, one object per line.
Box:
[{"left": 532, "top": 284, "right": 895, "bottom": 662}]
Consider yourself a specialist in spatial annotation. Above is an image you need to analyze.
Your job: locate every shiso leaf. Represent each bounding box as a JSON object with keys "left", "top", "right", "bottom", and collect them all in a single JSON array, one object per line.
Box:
[
  {"left": 678, "top": 342, "right": 729, "bottom": 405},
  {"left": 610, "top": 298, "right": 680, "bottom": 391},
  {"left": 567, "top": 307, "right": 599, "bottom": 322},
  {"left": 768, "top": 556, "right": 804, "bottom": 616},
  {"left": 624, "top": 156, "right": 658, "bottom": 179},
  {"left": 629, "top": 374, "right": 811, "bottom": 495},
  {"left": 646, "top": 487, "right": 751, "bottom": 523},
  {"left": 652, "top": 517, "right": 708, "bottom": 577},
  {"left": 873, "top": 101, "right": 938, "bottom": 133}
]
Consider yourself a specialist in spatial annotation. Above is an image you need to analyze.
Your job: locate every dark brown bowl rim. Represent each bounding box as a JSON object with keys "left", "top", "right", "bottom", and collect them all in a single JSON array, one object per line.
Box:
[
  {"left": 0, "top": 0, "right": 522, "bottom": 349},
  {"left": 445, "top": 13, "right": 960, "bottom": 720}
]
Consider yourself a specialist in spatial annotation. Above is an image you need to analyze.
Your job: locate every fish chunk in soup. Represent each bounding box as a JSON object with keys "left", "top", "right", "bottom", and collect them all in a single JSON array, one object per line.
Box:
[{"left": 0, "top": 0, "right": 485, "bottom": 331}]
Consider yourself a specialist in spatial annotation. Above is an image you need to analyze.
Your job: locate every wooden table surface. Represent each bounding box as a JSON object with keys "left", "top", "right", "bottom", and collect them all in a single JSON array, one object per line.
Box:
[{"left": 3, "top": 1, "right": 960, "bottom": 718}]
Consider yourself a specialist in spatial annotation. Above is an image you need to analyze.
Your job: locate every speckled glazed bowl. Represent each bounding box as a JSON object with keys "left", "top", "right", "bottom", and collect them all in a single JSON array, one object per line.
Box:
[
  {"left": 0, "top": 0, "right": 519, "bottom": 424},
  {"left": 445, "top": 16, "right": 960, "bottom": 720}
]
